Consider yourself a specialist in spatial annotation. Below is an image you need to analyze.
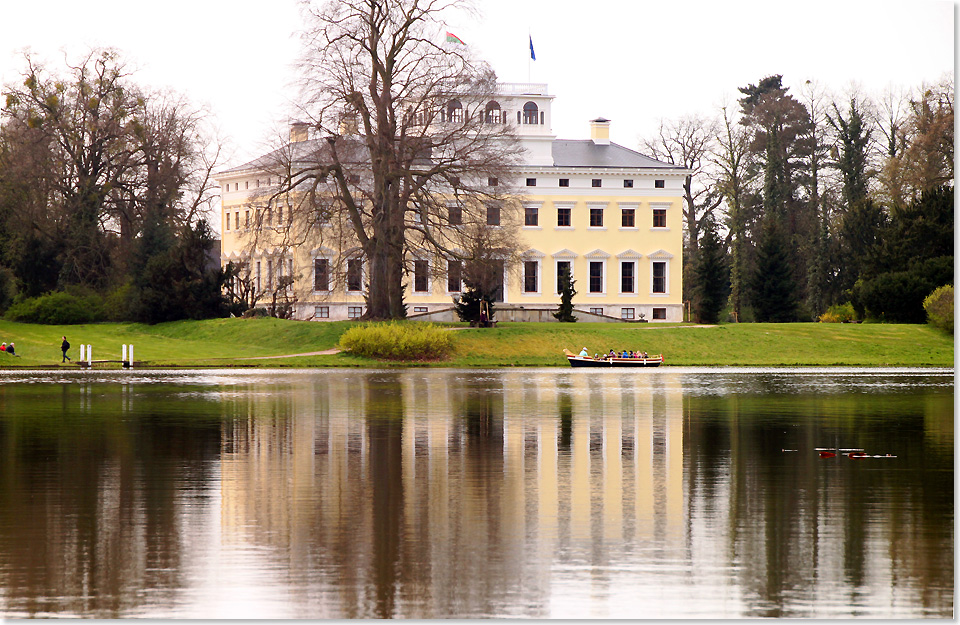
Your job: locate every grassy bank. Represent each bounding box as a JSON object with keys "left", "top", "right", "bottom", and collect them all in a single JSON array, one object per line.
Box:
[{"left": 0, "top": 318, "right": 952, "bottom": 368}]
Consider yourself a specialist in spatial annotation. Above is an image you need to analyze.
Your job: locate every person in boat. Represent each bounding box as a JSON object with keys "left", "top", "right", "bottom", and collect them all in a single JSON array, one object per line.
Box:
[
  {"left": 578, "top": 347, "right": 589, "bottom": 358},
  {"left": 607, "top": 349, "right": 616, "bottom": 359}
]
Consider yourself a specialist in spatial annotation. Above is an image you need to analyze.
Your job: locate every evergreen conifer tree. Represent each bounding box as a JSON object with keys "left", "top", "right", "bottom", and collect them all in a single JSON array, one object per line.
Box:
[
  {"left": 750, "top": 221, "right": 799, "bottom": 322},
  {"left": 553, "top": 266, "right": 577, "bottom": 322},
  {"left": 690, "top": 221, "right": 729, "bottom": 324},
  {"left": 453, "top": 283, "right": 496, "bottom": 324}
]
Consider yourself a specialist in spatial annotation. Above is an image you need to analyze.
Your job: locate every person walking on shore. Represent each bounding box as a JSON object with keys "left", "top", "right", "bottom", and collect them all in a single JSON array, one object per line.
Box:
[{"left": 61, "top": 336, "right": 71, "bottom": 362}]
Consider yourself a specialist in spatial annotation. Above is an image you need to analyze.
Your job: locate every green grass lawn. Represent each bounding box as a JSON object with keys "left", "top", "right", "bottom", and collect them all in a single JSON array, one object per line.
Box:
[
  {"left": 449, "top": 322, "right": 954, "bottom": 366},
  {"left": 0, "top": 318, "right": 952, "bottom": 368}
]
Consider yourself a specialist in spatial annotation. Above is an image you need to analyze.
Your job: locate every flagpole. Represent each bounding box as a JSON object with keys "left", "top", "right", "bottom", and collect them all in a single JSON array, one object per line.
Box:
[{"left": 527, "top": 28, "right": 531, "bottom": 83}]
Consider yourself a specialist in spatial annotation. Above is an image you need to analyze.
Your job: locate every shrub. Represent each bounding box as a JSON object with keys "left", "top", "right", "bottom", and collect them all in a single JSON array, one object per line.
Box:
[
  {"left": 818, "top": 302, "right": 856, "bottom": 323},
  {"left": 4, "top": 291, "right": 105, "bottom": 324},
  {"left": 102, "top": 283, "right": 136, "bottom": 321},
  {"left": 339, "top": 321, "right": 454, "bottom": 361},
  {"left": 852, "top": 256, "right": 953, "bottom": 323},
  {"left": 923, "top": 285, "right": 953, "bottom": 334}
]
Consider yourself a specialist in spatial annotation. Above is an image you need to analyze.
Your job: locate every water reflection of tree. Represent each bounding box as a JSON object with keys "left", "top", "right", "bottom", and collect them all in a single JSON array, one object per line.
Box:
[
  {"left": 363, "top": 373, "right": 405, "bottom": 619},
  {"left": 683, "top": 391, "right": 954, "bottom": 617},
  {"left": 0, "top": 385, "right": 222, "bottom": 617}
]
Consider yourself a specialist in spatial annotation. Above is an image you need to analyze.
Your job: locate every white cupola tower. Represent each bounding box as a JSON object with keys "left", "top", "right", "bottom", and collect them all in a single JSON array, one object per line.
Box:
[{"left": 495, "top": 83, "right": 556, "bottom": 166}]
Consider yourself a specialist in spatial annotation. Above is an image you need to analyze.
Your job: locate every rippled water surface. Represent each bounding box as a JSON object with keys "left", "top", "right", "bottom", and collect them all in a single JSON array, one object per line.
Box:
[{"left": 0, "top": 368, "right": 952, "bottom": 618}]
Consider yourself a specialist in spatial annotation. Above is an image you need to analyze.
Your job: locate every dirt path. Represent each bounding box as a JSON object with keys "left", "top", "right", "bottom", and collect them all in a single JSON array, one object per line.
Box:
[{"left": 236, "top": 348, "right": 341, "bottom": 360}]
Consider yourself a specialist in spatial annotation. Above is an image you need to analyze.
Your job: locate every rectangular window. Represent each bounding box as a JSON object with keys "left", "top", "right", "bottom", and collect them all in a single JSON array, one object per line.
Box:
[
  {"left": 278, "top": 206, "right": 284, "bottom": 223},
  {"left": 621, "top": 208, "right": 635, "bottom": 228},
  {"left": 524, "top": 205, "right": 539, "bottom": 226},
  {"left": 556, "top": 261, "right": 571, "bottom": 294},
  {"left": 266, "top": 208, "right": 273, "bottom": 226},
  {"left": 653, "top": 307, "right": 667, "bottom": 320},
  {"left": 490, "top": 260, "right": 505, "bottom": 302},
  {"left": 348, "top": 306, "right": 364, "bottom": 319},
  {"left": 557, "top": 207, "right": 571, "bottom": 227},
  {"left": 526, "top": 178, "right": 537, "bottom": 187},
  {"left": 245, "top": 181, "right": 249, "bottom": 190},
  {"left": 590, "top": 307, "right": 603, "bottom": 315},
  {"left": 486, "top": 204, "right": 500, "bottom": 226},
  {"left": 414, "top": 259, "right": 429, "bottom": 292},
  {"left": 589, "top": 261, "right": 603, "bottom": 293},
  {"left": 266, "top": 259, "right": 273, "bottom": 290},
  {"left": 592, "top": 179, "right": 602, "bottom": 188},
  {"left": 245, "top": 210, "right": 250, "bottom": 227},
  {"left": 623, "top": 179, "right": 634, "bottom": 188},
  {"left": 413, "top": 306, "right": 428, "bottom": 314},
  {"left": 523, "top": 261, "right": 538, "bottom": 293},
  {"left": 653, "top": 261, "right": 666, "bottom": 294},
  {"left": 256, "top": 261, "right": 261, "bottom": 292},
  {"left": 653, "top": 209, "right": 667, "bottom": 228},
  {"left": 447, "top": 260, "right": 462, "bottom": 292},
  {"left": 621, "top": 261, "right": 635, "bottom": 293},
  {"left": 235, "top": 212, "right": 240, "bottom": 229},
  {"left": 225, "top": 213, "right": 230, "bottom": 230},
  {"left": 315, "top": 306, "right": 329, "bottom": 318},
  {"left": 655, "top": 179, "right": 665, "bottom": 188},
  {"left": 347, "top": 258, "right": 363, "bottom": 292},
  {"left": 589, "top": 207, "right": 603, "bottom": 227},
  {"left": 488, "top": 177, "right": 498, "bottom": 187},
  {"left": 621, "top": 308, "right": 635, "bottom": 320},
  {"left": 559, "top": 178, "right": 569, "bottom": 187},
  {"left": 448, "top": 205, "right": 462, "bottom": 226},
  {"left": 314, "top": 258, "right": 329, "bottom": 291}
]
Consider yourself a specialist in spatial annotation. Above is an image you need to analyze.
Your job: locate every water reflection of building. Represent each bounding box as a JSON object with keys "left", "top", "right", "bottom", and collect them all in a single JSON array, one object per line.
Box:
[{"left": 217, "top": 370, "right": 685, "bottom": 617}]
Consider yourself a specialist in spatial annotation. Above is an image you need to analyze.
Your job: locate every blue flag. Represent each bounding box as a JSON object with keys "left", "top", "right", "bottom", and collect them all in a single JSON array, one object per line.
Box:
[{"left": 529, "top": 35, "right": 536, "bottom": 61}]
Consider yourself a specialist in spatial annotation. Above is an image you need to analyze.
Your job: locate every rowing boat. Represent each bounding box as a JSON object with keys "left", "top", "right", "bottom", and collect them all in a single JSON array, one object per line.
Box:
[{"left": 563, "top": 349, "right": 663, "bottom": 368}]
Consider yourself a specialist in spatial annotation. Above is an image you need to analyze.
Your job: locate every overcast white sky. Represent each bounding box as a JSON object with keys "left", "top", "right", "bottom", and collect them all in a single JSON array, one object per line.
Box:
[{"left": 1, "top": 0, "right": 954, "bottom": 169}]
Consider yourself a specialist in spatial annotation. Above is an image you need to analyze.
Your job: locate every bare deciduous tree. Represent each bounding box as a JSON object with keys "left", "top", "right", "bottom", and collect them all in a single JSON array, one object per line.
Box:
[
  {"left": 641, "top": 114, "right": 722, "bottom": 259},
  {"left": 713, "top": 104, "right": 754, "bottom": 319},
  {"left": 252, "top": 0, "right": 524, "bottom": 320},
  {"left": 2, "top": 49, "right": 222, "bottom": 295}
]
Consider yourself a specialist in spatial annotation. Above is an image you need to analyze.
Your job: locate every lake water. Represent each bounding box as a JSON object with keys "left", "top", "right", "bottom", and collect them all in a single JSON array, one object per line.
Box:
[{"left": 0, "top": 368, "right": 952, "bottom": 618}]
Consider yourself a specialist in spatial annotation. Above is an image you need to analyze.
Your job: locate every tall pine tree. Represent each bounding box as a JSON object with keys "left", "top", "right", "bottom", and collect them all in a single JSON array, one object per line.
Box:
[
  {"left": 690, "top": 220, "right": 729, "bottom": 324},
  {"left": 750, "top": 221, "right": 799, "bottom": 322}
]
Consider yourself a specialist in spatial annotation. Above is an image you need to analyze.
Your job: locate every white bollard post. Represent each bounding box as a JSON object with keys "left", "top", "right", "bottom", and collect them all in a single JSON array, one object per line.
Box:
[
  {"left": 87, "top": 345, "right": 92, "bottom": 364},
  {"left": 129, "top": 345, "right": 134, "bottom": 369},
  {"left": 122, "top": 344, "right": 127, "bottom": 365}
]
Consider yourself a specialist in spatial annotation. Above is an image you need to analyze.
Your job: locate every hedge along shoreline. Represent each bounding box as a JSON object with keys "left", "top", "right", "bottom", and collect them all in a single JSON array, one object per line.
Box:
[{"left": 338, "top": 321, "right": 454, "bottom": 361}]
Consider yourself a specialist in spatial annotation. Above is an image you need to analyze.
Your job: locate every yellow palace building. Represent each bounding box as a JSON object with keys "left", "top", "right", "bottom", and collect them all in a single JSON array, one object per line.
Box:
[{"left": 218, "top": 83, "right": 688, "bottom": 322}]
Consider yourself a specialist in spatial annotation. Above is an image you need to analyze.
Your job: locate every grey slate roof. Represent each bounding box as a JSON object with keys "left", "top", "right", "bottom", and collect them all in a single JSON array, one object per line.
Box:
[
  {"left": 218, "top": 139, "right": 327, "bottom": 175},
  {"left": 551, "top": 140, "right": 680, "bottom": 170},
  {"left": 218, "top": 137, "right": 683, "bottom": 177}
]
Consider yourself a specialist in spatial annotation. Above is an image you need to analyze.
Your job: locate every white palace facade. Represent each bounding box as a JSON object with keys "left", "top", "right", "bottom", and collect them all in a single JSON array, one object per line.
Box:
[{"left": 217, "top": 84, "right": 688, "bottom": 322}]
